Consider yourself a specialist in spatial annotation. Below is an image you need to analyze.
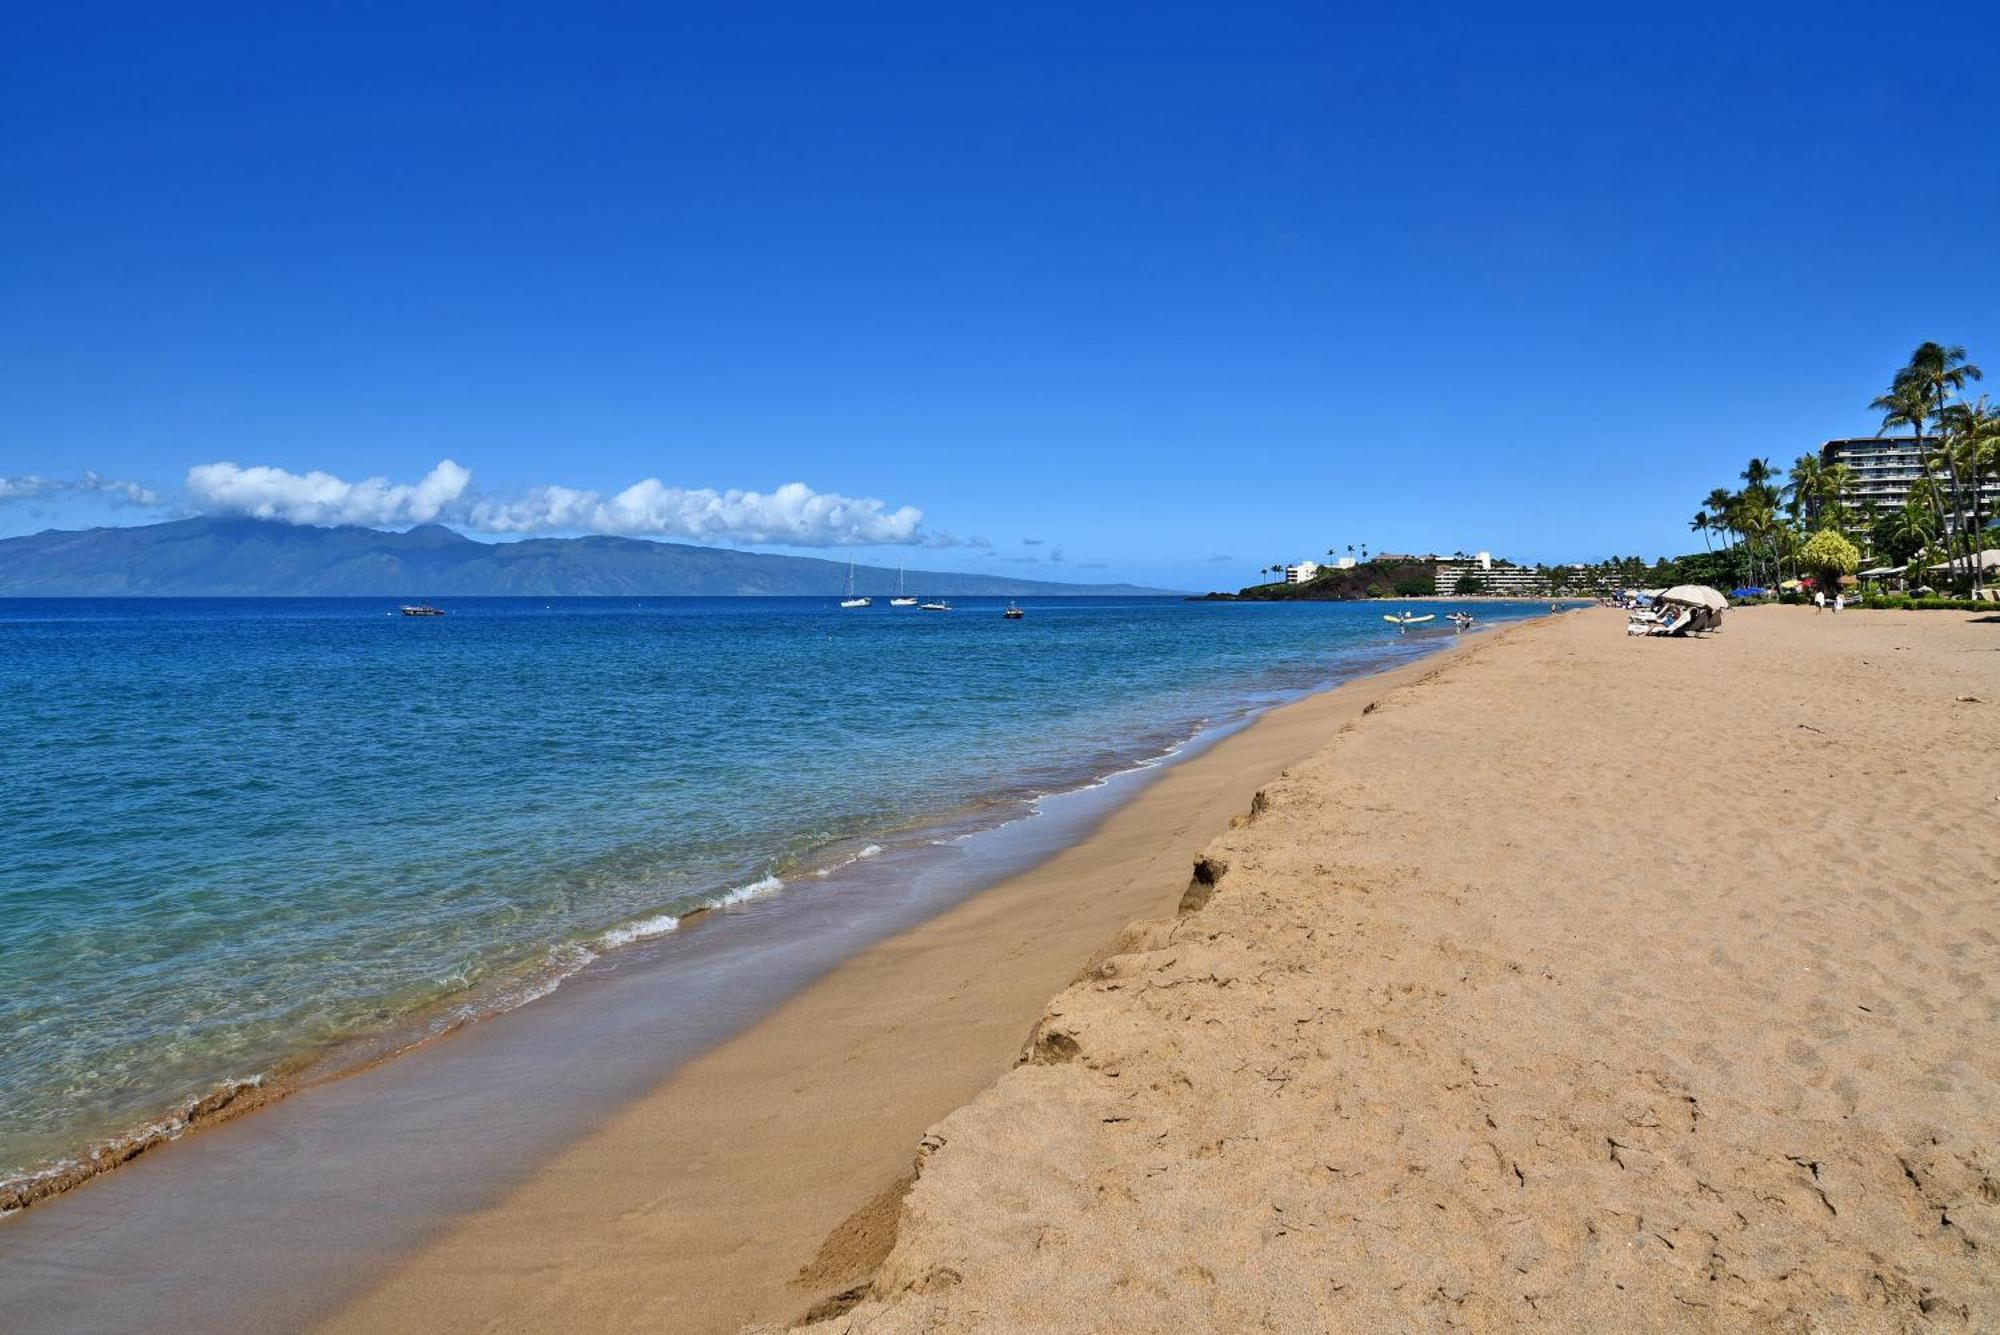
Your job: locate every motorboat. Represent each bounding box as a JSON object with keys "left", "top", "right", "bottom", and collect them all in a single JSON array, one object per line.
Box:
[
  {"left": 919, "top": 600, "right": 953, "bottom": 612},
  {"left": 1003, "top": 603, "right": 1025, "bottom": 619},
  {"left": 399, "top": 604, "right": 446, "bottom": 617}
]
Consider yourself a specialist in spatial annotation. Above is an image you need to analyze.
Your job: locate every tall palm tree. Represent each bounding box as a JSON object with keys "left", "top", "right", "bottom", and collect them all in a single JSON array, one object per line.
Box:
[
  {"left": 1872, "top": 373, "right": 1949, "bottom": 558},
  {"left": 1818, "top": 463, "right": 1856, "bottom": 534},
  {"left": 1785, "top": 453, "right": 1824, "bottom": 526},
  {"left": 1735, "top": 491, "right": 1777, "bottom": 586},
  {"left": 1939, "top": 396, "right": 2000, "bottom": 589},
  {"left": 1690, "top": 511, "right": 1712, "bottom": 552},
  {"left": 1884, "top": 342, "right": 1983, "bottom": 582},
  {"left": 1704, "top": 487, "right": 1738, "bottom": 550},
  {"left": 1881, "top": 494, "right": 1938, "bottom": 570}
]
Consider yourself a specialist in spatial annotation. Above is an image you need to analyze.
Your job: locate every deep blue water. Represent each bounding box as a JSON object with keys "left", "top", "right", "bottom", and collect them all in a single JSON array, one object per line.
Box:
[{"left": 0, "top": 595, "right": 1551, "bottom": 1185}]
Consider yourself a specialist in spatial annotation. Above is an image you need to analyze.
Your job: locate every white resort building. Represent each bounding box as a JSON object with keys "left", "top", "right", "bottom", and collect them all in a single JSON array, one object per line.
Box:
[
  {"left": 1820, "top": 437, "right": 2000, "bottom": 532},
  {"left": 1429, "top": 551, "right": 1575, "bottom": 596}
]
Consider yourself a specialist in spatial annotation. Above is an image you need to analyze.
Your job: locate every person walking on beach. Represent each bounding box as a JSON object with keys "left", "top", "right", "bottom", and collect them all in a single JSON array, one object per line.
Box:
[
  {"left": 1814, "top": 590, "right": 1826, "bottom": 612},
  {"left": 1833, "top": 593, "right": 1844, "bottom": 614}
]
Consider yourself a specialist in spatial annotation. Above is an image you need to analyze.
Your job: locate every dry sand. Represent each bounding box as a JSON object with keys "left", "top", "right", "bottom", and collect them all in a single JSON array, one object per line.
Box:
[
  {"left": 807, "top": 607, "right": 2000, "bottom": 1333},
  {"left": 319, "top": 634, "right": 1476, "bottom": 1334},
  {"left": 323, "top": 606, "right": 1999, "bottom": 1333}
]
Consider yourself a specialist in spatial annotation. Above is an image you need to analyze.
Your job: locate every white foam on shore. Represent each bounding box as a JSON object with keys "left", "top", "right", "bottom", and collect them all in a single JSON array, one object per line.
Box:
[
  {"left": 597, "top": 913, "right": 682, "bottom": 949},
  {"left": 814, "top": 844, "right": 883, "bottom": 878},
  {"left": 709, "top": 874, "right": 784, "bottom": 908}
]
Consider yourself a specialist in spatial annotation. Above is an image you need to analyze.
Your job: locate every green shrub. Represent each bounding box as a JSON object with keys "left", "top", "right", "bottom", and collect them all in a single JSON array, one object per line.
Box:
[
  {"left": 1799, "top": 529, "right": 1861, "bottom": 591},
  {"left": 1855, "top": 595, "right": 1986, "bottom": 611}
]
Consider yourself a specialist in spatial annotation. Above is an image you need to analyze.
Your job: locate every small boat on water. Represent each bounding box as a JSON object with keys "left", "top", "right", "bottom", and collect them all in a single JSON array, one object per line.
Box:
[
  {"left": 1003, "top": 603, "right": 1025, "bottom": 619},
  {"left": 1383, "top": 612, "right": 1434, "bottom": 630},
  {"left": 919, "top": 600, "right": 953, "bottom": 612},
  {"left": 400, "top": 604, "right": 446, "bottom": 617},
  {"left": 1449, "top": 611, "right": 1476, "bottom": 631},
  {"left": 839, "top": 560, "right": 872, "bottom": 609},
  {"left": 890, "top": 566, "right": 917, "bottom": 607}
]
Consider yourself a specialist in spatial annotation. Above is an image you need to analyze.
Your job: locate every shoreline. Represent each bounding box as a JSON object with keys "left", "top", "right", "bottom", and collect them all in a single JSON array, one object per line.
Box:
[
  {"left": 0, "top": 620, "right": 1519, "bottom": 1332},
  {"left": 309, "top": 624, "right": 1524, "bottom": 1333},
  {"left": 0, "top": 612, "right": 1458, "bottom": 1218}
]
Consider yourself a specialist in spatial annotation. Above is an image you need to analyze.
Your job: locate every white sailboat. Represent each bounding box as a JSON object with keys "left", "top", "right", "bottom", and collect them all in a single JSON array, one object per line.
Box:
[
  {"left": 840, "top": 560, "right": 871, "bottom": 608},
  {"left": 889, "top": 565, "right": 917, "bottom": 606}
]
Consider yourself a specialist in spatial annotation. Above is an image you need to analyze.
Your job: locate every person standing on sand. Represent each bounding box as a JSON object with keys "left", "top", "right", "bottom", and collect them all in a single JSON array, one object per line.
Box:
[
  {"left": 1834, "top": 593, "right": 1844, "bottom": 614},
  {"left": 1814, "top": 590, "right": 1826, "bottom": 612}
]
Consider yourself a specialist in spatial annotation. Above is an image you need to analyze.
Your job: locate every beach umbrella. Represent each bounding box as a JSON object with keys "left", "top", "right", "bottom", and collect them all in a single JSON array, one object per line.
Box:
[{"left": 1659, "top": 584, "right": 1727, "bottom": 610}]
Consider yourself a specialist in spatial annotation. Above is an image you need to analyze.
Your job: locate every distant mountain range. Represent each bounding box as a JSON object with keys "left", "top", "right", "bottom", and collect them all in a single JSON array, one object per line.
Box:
[{"left": 0, "top": 517, "right": 1177, "bottom": 597}]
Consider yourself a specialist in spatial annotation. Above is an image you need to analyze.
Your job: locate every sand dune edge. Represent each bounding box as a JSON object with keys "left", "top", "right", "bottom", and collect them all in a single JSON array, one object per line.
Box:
[{"left": 792, "top": 607, "right": 2000, "bottom": 1333}]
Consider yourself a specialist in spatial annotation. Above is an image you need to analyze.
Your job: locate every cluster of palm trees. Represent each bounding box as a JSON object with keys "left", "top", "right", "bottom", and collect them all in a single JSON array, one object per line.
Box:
[{"left": 1689, "top": 343, "right": 1998, "bottom": 592}]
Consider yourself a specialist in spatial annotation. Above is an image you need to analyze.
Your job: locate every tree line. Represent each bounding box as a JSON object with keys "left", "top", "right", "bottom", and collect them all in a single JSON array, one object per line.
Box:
[{"left": 1690, "top": 342, "right": 1996, "bottom": 593}]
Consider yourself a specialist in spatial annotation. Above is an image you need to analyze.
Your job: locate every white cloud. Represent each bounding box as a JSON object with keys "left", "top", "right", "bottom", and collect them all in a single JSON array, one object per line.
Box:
[
  {"left": 186, "top": 459, "right": 472, "bottom": 526},
  {"left": 468, "top": 478, "right": 927, "bottom": 547},
  {"left": 181, "top": 458, "right": 944, "bottom": 547},
  {"left": 79, "top": 472, "right": 161, "bottom": 506},
  {"left": 1, "top": 473, "right": 159, "bottom": 506},
  {"left": 0, "top": 475, "right": 58, "bottom": 501}
]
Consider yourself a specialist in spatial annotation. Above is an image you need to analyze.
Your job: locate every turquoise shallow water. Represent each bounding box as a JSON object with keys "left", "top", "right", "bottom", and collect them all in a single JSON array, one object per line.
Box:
[{"left": 0, "top": 594, "right": 1549, "bottom": 1186}]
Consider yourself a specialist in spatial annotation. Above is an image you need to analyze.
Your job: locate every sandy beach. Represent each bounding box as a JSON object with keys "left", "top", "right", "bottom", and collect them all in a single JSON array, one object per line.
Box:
[
  {"left": 316, "top": 605, "right": 1998, "bottom": 1332},
  {"left": 807, "top": 606, "right": 2000, "bottom": 1332}
]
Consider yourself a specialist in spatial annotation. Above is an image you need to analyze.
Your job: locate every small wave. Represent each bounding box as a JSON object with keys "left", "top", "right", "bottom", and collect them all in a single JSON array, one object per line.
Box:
[
  {"left": 708, "top": 874, "right": 783, "bottom": 908},
  {"left": 597, "top": 913, "right": 682, "bottom": 949},
  {"left": 813, "top": 844, "right": 884, "bottom": 878},
  {"left": 1, "top": 1075, "right": 268, "bottom": 1215}
]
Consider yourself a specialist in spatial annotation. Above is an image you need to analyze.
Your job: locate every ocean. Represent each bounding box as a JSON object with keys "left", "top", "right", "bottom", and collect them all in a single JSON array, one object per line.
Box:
[{"left": 0, "top": 594, "right": 1550, "bottom": 1193}]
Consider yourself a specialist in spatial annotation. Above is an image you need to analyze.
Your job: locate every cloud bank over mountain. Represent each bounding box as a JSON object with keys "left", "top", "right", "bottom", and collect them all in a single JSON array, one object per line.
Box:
[
  {"left": 180, "top": 459, "right": 943, "bottom": 547},
  {"left": 0, "top": 472, "right": 161, "bottom": 506},
  {"left": 186, "top": 460, "right": 473, "bottom": 528}
]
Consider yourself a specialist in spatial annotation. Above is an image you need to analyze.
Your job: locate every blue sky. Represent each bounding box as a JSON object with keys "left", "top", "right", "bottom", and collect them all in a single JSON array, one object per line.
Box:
[{"left": 5, "top": 2, "right": 1996, "bottom": 588}]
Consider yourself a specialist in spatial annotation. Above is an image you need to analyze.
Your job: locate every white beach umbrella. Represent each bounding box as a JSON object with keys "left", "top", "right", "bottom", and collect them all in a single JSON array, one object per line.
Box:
[{"left": 1659, "top": 584, "right": 1727, "bottom": 610}]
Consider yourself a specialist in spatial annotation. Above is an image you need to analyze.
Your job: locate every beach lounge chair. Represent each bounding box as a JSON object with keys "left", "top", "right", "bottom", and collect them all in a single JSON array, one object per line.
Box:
[{"left": 1628, "top": 606, "right": 1695, "bottom": 637}]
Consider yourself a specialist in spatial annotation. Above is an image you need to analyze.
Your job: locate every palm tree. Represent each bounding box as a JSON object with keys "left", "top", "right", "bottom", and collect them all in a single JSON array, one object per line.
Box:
[
  {"left": 1818, "top": 463, "right": 1856, "bottom": 534},
  {"left": 1690, "top": 511, "right": 1712, "bottom": 552},
  {"left": 1878, "top": 494, "right": 1938, "bottom": 572},
  {"left": 1939, "top": 396, "right": 2000, "bottom": 589},
  {"left": 1785, "top": 454, "right": 1824, "bottom": 526},
  {"left": 1736, "top": 491, "right": 1776, "bottom": 586},
  {"left": 1704, "top": 487, "right": 1738, "bottom": 550},
  {"left": 1882, "top": 342, "right": 1983, "bottom": 583},
  {"left": 1873, "top": 373, "right": 1948, "bottom": 551}
]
